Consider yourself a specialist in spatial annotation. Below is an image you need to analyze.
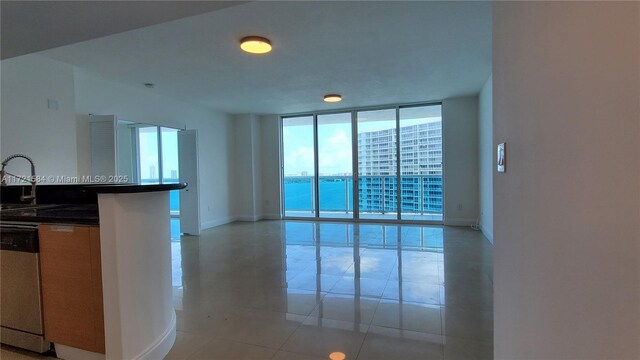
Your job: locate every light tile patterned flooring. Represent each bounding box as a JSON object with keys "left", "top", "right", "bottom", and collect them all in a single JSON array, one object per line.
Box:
[{"left": 2, "top": 220, "right": 493, "bottom": 360}]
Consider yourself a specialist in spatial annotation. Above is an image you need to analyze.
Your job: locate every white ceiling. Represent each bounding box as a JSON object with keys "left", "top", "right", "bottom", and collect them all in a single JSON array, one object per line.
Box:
[
  {"left": 38, "top": 1, "right": 491, "bottom": 115},
  {"left": 0, "top": 1, "right": 244, "bottom": 59}
]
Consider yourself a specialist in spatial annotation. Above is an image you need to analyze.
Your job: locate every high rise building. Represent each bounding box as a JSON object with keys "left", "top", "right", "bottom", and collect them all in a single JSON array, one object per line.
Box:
[{"left": 357, "top": 119, "right": 443, "bottom": 214}]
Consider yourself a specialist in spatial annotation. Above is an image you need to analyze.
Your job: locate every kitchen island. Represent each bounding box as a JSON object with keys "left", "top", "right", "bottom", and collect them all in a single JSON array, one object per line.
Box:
[{"left": 0, "top": 183, "right": 186, "bottom": 360}]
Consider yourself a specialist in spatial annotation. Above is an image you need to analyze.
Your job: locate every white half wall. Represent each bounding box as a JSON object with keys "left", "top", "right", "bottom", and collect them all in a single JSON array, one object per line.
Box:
[
  {"left": 443, "top": 96, "right": 480, "bottom": 226},
  {"left": 97, "top": 192, "right": 175, "bottom": 360},
  {"left": 1, "top": 55, "right": 77, "bottom": 179},
  {"left": 478, "top": 76, "right": 493, "bottom": 242},
  {"left": 493, "top": 2, "right": 640, "bottom": 359}
]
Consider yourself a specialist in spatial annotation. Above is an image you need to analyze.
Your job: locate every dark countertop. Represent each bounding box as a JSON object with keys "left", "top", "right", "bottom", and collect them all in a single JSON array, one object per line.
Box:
[
  {"left": 1, "top": 182, "right": 187, "bottom": 205},
  {"left": 80, "top": 182, "right": 187, "bottom": 193},
  {"left": 0, "top": 204, "right": 99, "bottom": 225},
  {"left": 0, "top": 183, "right": 186, "bottom": 225}
]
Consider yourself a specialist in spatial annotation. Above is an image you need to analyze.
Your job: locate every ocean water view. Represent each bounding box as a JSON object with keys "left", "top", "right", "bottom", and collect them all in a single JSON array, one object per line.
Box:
[
  {"left": 284, "top": 176, "right": 443, "bottom": 215},
  {"left": 285, "top": 178, "right": 354, "bottom": 211}
]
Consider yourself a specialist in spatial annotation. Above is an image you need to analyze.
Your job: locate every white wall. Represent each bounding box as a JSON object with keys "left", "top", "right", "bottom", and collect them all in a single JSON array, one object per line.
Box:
[
  {"left": 493, "top": 2, "right": 639, "bottom": 359},
  {"left": 1, "top": 56, "right": 77, "bottom": 179},
  {"left": 251, "top": 118, "right": 263, "bottom": 220},
  {"left": 443, "top": 96, "right": 480, "bottom": 226},
  {"left": 259, "top": 115, "right": 282, "bottom": 219},
  {"left": 231, "top": 114, "right": 265, "bottom": 221},
  {"left": 478, "top": 76, "right": 493, "bottom": 242},
  {"left": 0, "top": 55, "right": 235, "bottom": 229},
  {"left": 73, "top": 67, "right": 234, "bottom": 229},
  {"left": 191, "top": 111, "right": 234, "bottom": 228},
  {"left": 256, "top": 102, "right": 480, "bottom": 223}
]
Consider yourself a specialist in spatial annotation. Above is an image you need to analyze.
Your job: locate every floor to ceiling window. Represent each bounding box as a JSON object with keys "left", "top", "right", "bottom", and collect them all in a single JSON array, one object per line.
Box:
[
  {"left": 282, "top": 116, "right": 316, "bottom": 218},
  {"left": 281, "top": 102, "right": 443, "bottom": 222},
  {"left": 399, "top": 105, "right": 443, "bottom": 221},
  {"left": 317, "top": 112, "right": 353, "bottom": 219},
  {"left": 357, "top": 108, "right": 398, "bottom": 220}
]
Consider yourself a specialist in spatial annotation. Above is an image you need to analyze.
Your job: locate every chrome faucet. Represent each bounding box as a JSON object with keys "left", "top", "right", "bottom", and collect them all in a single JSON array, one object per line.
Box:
[{"left": 0, "top": 154, "right": 37, "bottom": 205}]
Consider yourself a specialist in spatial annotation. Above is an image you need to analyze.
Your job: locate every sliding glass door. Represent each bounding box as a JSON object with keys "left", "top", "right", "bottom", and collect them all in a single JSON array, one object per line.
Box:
[
  {"left": 399, "top": 105, "right": 443, "bottom": 221},
  {"left": 357, "top": 109, "right": 397, "bottom": 220},
  {"left": 282, "top": 116, "right": 315, "bottom": 217},
  {"left": 318, "top": 112, "right": 353, "bottom": 218},
  {"left": 281, "top": 103, "right": 442, "bottom": 222}
]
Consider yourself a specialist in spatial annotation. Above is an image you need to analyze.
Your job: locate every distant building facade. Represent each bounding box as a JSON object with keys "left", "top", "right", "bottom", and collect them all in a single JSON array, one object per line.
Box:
[{"left": 357, "top": 119, "right": 443, "bottom": 214}]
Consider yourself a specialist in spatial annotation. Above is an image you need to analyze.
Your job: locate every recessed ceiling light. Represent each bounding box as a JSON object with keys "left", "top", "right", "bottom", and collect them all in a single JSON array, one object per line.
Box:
[
  {"left": 240, "top": 36, "right": 272, "bottom": 54},
  {"left": 324, "top": 94, "right": 342, "bottom": 103}
]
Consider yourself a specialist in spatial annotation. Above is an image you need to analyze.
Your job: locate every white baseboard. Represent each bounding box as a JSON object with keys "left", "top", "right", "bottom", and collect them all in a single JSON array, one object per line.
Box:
[
  {"left": 235, "top": 215, "right": 262, "bottom": 222},
  {"left": 198, "top": 214, "right": 276, "bottom": 229},
  {"left": 444, "top": 217, "right": 477, "bottom": 226},
  {"left": 262, "top": 213, "right": 282, "bottom": 220},
  {"left": 136, "top": 311, "right": 176, "bottom": 360},
  {"left": 480, "top": 225, "right": 494, "bottom": 243},
  {"left": 54, "top": 344, "right": 105, "bottom": 360},
  {"left": 200, "top": 216, "right": 234, "bottom": 230}
]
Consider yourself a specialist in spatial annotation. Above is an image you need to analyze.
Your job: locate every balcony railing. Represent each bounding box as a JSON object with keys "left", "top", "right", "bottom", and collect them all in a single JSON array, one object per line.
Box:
[{"left": 283, "top": 175, "right": 443, "bottom": 215}]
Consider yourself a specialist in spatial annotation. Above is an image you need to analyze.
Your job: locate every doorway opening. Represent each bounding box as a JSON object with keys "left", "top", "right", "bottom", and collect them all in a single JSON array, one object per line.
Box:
[{"left": 133, "top": 125, "right": 182, "bottom": 239}]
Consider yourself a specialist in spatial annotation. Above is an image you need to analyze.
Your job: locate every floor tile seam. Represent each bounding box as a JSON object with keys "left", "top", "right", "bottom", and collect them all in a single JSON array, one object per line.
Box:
[
  {"left": 439, "top": 332, "right": 495, "bottom": 343},
  {"left": 198, "top": 321, "right": 292, "bottom": 352},
  {"left": 234, "top": 304, "right": 312, "bottom": 319},
  {"left": 182, "top": 332, "right": 281, "bottom": 360},
  {"left": 440, "top": 304, "right": 494, "bottom": 314},
  {"left": 214, "top": 336, "right": 282, "bottom": 355},
  {"left": 441, "top": 334, "right": 494, "bottom": 346},
  {"left": 377, "top": 294, "right": 443, "bottom": 307},
  {"left": 368, "top": 323, "right": 444, "bottom": 338},
  {"left": 273, "top": 313, "right": 312, "bottom": 354},
  {"left": 438, "top": 308, "right": 494, "bottom": 343},
  {"left": 353, "top": 328, "right": 372, "bottom": 360}
]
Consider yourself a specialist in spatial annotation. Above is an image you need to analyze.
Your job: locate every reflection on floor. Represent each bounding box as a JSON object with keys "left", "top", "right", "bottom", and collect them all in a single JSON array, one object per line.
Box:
[
  {"left": 169, "top": 220, "right": 493, "bottom": 360},
  {"left": 1, "top": 220, "right": 493, "bottom": 360},
  {"left": 0, "top": 345, "right": 55, "bottom": 360},
  {"left": 284, "top": 211, "right": 444, "bottom": 222},
  {"left": 171, "top": 218, "right": 181, "bottom": 240}
]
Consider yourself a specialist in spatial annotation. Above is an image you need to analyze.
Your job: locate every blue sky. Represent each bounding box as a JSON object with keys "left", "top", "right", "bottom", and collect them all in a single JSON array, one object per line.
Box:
[
  {"left": 283, "top": 106, "right": 441, "bottom": 176},
  {"left": 138, "top": 127, "right": 179, "bottom": 180}
]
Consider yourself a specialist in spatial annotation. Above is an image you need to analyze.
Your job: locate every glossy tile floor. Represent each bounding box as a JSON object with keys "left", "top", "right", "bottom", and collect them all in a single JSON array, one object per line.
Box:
[
  {"left": 1, "top": 220, "right": 493, "bottom": 360},
  {"left": 168, "top": 221, "right": 493, "bottom": 360}
]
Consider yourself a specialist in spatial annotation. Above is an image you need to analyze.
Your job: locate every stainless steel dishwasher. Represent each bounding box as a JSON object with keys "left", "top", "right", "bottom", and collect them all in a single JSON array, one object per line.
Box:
[{"left": 0, "top": 222, "right": 50, "bottom": 353}]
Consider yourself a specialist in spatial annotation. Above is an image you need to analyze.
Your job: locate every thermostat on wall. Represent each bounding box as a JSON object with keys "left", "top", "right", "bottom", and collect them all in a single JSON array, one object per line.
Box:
[{"left": 497, "top": 143, "right": 506, "bottom": 173}]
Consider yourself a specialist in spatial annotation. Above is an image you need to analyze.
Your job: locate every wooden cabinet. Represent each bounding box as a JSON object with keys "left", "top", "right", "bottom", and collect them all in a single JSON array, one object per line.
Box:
[{"left": 39, "top": 225, "right": 105, "bottom": 354}]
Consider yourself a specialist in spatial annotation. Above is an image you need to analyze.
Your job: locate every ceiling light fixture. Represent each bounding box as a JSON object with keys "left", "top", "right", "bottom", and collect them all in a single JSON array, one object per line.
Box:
[
  {"left": 240, "top": 36, "right": 272, "bottom": 54},
  {"left": 324, "top": 94, "right": 342, "bottom": 103}
]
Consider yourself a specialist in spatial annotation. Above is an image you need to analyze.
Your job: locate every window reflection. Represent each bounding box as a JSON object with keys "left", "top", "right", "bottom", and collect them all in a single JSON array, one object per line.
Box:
[{"left": 283, "top": 221, "right": 444, "bottom": 318}]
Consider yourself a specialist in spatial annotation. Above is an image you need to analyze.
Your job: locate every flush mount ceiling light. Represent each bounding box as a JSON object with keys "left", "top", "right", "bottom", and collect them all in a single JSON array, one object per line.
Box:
[
  {"left": 324, "top": 94, "right": 342, "bottom": 103},
  {"left": 240, "top": 36, "right": 272, "bottom": 54}
]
